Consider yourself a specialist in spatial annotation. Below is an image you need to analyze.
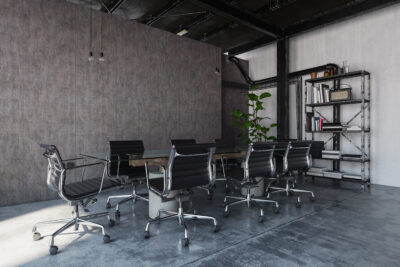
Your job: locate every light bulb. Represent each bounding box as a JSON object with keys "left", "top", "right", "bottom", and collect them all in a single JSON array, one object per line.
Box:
[
  {"left": 88, "top": 51, "right": 94, "bottom": 61},
  {"left": 99, "top": 52, "right": 105, "bottom": 62}
]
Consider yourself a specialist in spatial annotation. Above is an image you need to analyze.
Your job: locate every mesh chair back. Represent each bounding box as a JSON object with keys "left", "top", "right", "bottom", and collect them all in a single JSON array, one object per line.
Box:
[
  {"left": 168, "top": 143, "right": 215, "bottom": 191},
  {"left": 170, "top": 139, "right": 196, "bottom": 146},
  {"left": 109, "top": 140, "right": 145, "bottom": 178},
  {"left": 287, "top": 142, "right": 311, "bottom": 171},
  {"left": 246, "top": 142, "right": 275, "bottom": 179},
  {"left": 41, "top": 144, "right": 65, "bottom": 193}
]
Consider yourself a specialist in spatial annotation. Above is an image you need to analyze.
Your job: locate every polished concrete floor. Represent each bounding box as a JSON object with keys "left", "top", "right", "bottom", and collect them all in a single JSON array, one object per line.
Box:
[{"left": 1, "top": 179, "right": 400, "bottom": 267}]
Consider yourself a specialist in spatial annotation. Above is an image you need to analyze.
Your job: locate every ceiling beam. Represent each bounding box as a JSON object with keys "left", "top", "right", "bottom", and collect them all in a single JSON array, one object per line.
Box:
[
  {"left": 285, "top": 0, "right": 400, "bottom": 36},
  {"left": 197, "top": 3, "right": 274, "bottom": 42},
  {"left": 99, "top": 0, "right": 126, "bottom": 14},
  {"left": 228, "top": 0, "right": 400, "bottom": 55},
  {"left": 173, "top": 11, "right": 214, "bottom": 34},
  {"left": 142, "top": 0, "right": 186, "bottom": 26},
  {"left": 200, "top": 22, "right": 239, "bottom": 41},
  {"left": 227, "top": 36, "right": 276, "bottom": 56},
  {"left": 191, "top": 0, "right": 282, "bottom": 38}
]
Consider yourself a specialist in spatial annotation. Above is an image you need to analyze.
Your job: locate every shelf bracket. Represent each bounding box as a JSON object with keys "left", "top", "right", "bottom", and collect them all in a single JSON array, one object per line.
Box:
[
  {"left": 346, "top": 103, "right": 369, "bottom": 125},
  {"left": 341, "top": 133, "right": 368, "bottom": 157}
]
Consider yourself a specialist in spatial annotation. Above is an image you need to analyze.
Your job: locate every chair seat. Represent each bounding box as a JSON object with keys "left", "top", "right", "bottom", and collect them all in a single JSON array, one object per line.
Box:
[{"left": 64, "top": 177, "right": 120, "bottom": 200}]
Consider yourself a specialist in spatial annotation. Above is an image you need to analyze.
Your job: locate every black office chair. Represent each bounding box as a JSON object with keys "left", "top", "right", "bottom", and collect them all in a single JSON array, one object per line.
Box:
[
  {"left": 266, "top": 141, "right": 316, "bottom": 208},
  {"left": 33, "top": 144, "right": 119, "bottom": 255},
  {"left": 144, "top": 143, "right": 219, "bottom": 246},
  {"left": 170, "top": 139, "right": 196, "bottom": 146},
  {"left": 106, "top": 140, "right": 149, "bottom": 219},
  {"left": 223, "top": 143, "right": 279, "bottom": 222}
]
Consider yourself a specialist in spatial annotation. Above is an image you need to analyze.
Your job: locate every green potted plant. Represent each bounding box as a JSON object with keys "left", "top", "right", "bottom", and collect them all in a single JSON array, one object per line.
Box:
[{"left": 231, "top": 85, "right": 277, "bottom": 144}]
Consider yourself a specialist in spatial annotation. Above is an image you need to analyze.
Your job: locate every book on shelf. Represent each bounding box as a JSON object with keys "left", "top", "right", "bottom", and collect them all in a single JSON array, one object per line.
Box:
[{"left": 309, "top": 84, "right": 330, "bottom": 104}]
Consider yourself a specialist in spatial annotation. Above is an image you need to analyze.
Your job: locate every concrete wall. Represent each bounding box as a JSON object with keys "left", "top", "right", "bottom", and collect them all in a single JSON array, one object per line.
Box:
[
  {"left": 221, "top": 56, "right": 249, "bottom": 145},
  {"left": 239, "top": 3, "right": 400, "bottom": 187},
  {"left": 0, "top": 0, "right": 221, "bottom": 206}
]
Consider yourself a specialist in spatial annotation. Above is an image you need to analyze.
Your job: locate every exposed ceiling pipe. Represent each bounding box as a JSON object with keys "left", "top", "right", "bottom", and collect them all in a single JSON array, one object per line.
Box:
[{"left": 228, "top": 56, "right": 339, "bottom": 87}]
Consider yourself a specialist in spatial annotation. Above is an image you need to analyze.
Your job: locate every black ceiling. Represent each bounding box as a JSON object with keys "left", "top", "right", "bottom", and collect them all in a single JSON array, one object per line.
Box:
[{"left": 71, "top": 0, "right": 400, "bottom": 55}]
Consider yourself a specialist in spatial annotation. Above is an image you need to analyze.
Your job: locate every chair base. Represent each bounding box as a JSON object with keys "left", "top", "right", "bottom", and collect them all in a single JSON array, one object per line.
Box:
[
  {"left": 223, "top": 185, "right": 279, "bottom": 222},
  {"left": 106, "top": 183, "right": 149, "bottom": 219},
  {"left": 144, "top": 196, "right": 219, "bottom": 246},
  {"left": 266, "top": 176, "right": 316, "bottom": 208},
  {"left": 32, "top": 204, "right": 113, "bottom": 255}
]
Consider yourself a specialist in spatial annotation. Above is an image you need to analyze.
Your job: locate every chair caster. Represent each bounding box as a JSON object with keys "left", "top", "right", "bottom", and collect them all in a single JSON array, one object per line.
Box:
[
  {"left": 115, "top": 210, "right": 121, "bottom": 220},
  {"left": 309, "top": 195, "right": 316, "bottom": 202},
  {"left": 207, "top": 194, "right": 213, "bottom": 200},
  {"left": 184, "top": 238, "right": 190, "bottom": 247},
  {"left": 108, "top": 219, "right": 115, "bottom": 227},
  {"left": 288, "top": 190, "right": 294, "bottom": 196},
  {"left": 258, "top": 215, "right": 265, "bottom": 223},
  {"left": 75, "top": 224, "right": 79, "bottom": 231},
  {"left": 49, "top": 245, "right": 58, "bottom": 255},
  {"left": 214, "top": 225, "right": 220, "bottom": 233},
  {"left": 103, "top": 234, "right": 111, "bottom": 243},
  {"left": 106, "top": 202, "right": 111, "bottom": 209},
  {"left": 144, "top": 231, "right": 150, "bottom": 239},
  {"left": 223, "top": 209, "right": 229, "bottom": 218},
  {"left": 274, "top": 207, "right": 280, "bottom": 214},
  {"left": 225, "top": 187, "right": 230, "bottom": 194},
  {"left": 32, "top": 232, "right": 41, "bottom": 241},
  {"left": 296, "top": 202, "right": 302, "bottom": 208}
]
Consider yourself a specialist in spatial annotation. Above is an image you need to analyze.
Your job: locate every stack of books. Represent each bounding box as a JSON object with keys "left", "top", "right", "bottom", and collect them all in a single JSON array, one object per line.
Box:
[
  {"left": 311, "top": 117, "right": 325, "bottom": 132},
  {"left": 309, "top": 84, "right": 331, "bottom": 104},
  {"left": 322, "top": 123, "right": 344, "bottom": 131},
  {"left": 322, "top": 150, "right": 341, "bottom": 159}
]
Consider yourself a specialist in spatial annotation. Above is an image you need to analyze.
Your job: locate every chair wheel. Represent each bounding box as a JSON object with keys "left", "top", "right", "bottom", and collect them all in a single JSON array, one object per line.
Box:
[
  {"left": 32, "top": 232, "right": 41, "bottom": 241},
  {"left": 144, "top": 231, "right": 150, "bottom": 239},
  {"left": 106, "top": 202, "right": 111, "bottom": 209},
  {"left": 49, "top": 245, "right": 58, "bottom": 255},
  {"left": 103, "top": 234, "right": 111, "bottom": 243},
  {"left": 289, "top": 190, "right": 294, "bottom": 196},
  {"left": 214, "top": 225, "right": 220, "bottom": 233},
  {"left": 225, "top": 187, "right": 230, "bottom": 194},
  {"left": 207, "top": 194, "right": 213, "bottom": 200},
  {"left": 223, "top": 209, "right": 229, "bottom": 218},
  {"left": 184, "top": 238, "right": 189, "bottom": 247},
  {"left": 258, "top": 215, "right": 265, "bottom": 223},
  {"left": 115, "top": 210, "right": 121, "bottom": 220},
  {"left": 274, "top": 207, "right": 280, "bottom": 214},
  {"left": 296, "top": 202, "right": 302, "bottom": 208},
  {"left": 108, "top": 219, "right": 115, "bottom": 227},
  {"left": 309, "top": 196, "right": 316, "bottom": 202}
]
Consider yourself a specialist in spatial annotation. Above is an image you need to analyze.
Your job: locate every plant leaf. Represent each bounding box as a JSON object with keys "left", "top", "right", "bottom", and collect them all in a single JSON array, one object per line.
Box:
[
  {"left": 260, "top": 92, "right": 272, "bottom": 99},
  {"left": 270, "top": 123, "right": 277, "bottom": 127},
  {"left": 247, "top": 93, "right": 258, "bottom": 101}
]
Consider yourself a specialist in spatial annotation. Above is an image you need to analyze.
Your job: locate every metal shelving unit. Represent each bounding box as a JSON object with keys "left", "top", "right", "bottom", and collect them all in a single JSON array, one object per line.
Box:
[{"left": 304, "top": 70, "right": 371, "bottom": 189}]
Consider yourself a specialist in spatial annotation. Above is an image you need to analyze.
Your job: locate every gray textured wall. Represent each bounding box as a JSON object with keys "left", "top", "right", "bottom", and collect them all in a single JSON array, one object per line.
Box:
[{"left": 0, "top": 0, "right": 221, "bottom": 206}]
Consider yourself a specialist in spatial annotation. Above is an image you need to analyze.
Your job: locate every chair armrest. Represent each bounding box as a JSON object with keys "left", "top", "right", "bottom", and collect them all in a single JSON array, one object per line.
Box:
[
  {"left": 65, "top": 161, "right": 105, "bottom": 170},
  {"left": 145, "top": 161, "right": 166, "bottom": 194},
  {"left": 63, "top": 157, "right": 85, "bottom": 162}
]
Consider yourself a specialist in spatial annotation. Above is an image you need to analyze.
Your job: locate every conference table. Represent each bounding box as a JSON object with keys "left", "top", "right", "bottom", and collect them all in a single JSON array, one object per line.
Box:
[{"left": 80, "top": 147, "right": 246, "bottom": 218}]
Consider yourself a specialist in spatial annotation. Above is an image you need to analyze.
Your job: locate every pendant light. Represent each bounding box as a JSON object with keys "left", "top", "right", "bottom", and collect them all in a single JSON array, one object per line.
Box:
[{"left": 88, "top": 0, "right": 94, "bottom": 61}]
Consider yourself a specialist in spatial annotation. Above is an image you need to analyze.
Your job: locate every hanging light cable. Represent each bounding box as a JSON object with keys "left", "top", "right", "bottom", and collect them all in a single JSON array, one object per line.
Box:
[
  {"left": 88, "top": 0, "right": 94, "bottom": 61},
  {"left": 99, "top": 11, "right": 105, "bottom": 62}
]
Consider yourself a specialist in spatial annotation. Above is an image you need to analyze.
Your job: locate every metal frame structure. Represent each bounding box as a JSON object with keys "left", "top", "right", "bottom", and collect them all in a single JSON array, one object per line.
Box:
[{"left": 304, "top": 71, "right": 371, "bottom": 189}]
